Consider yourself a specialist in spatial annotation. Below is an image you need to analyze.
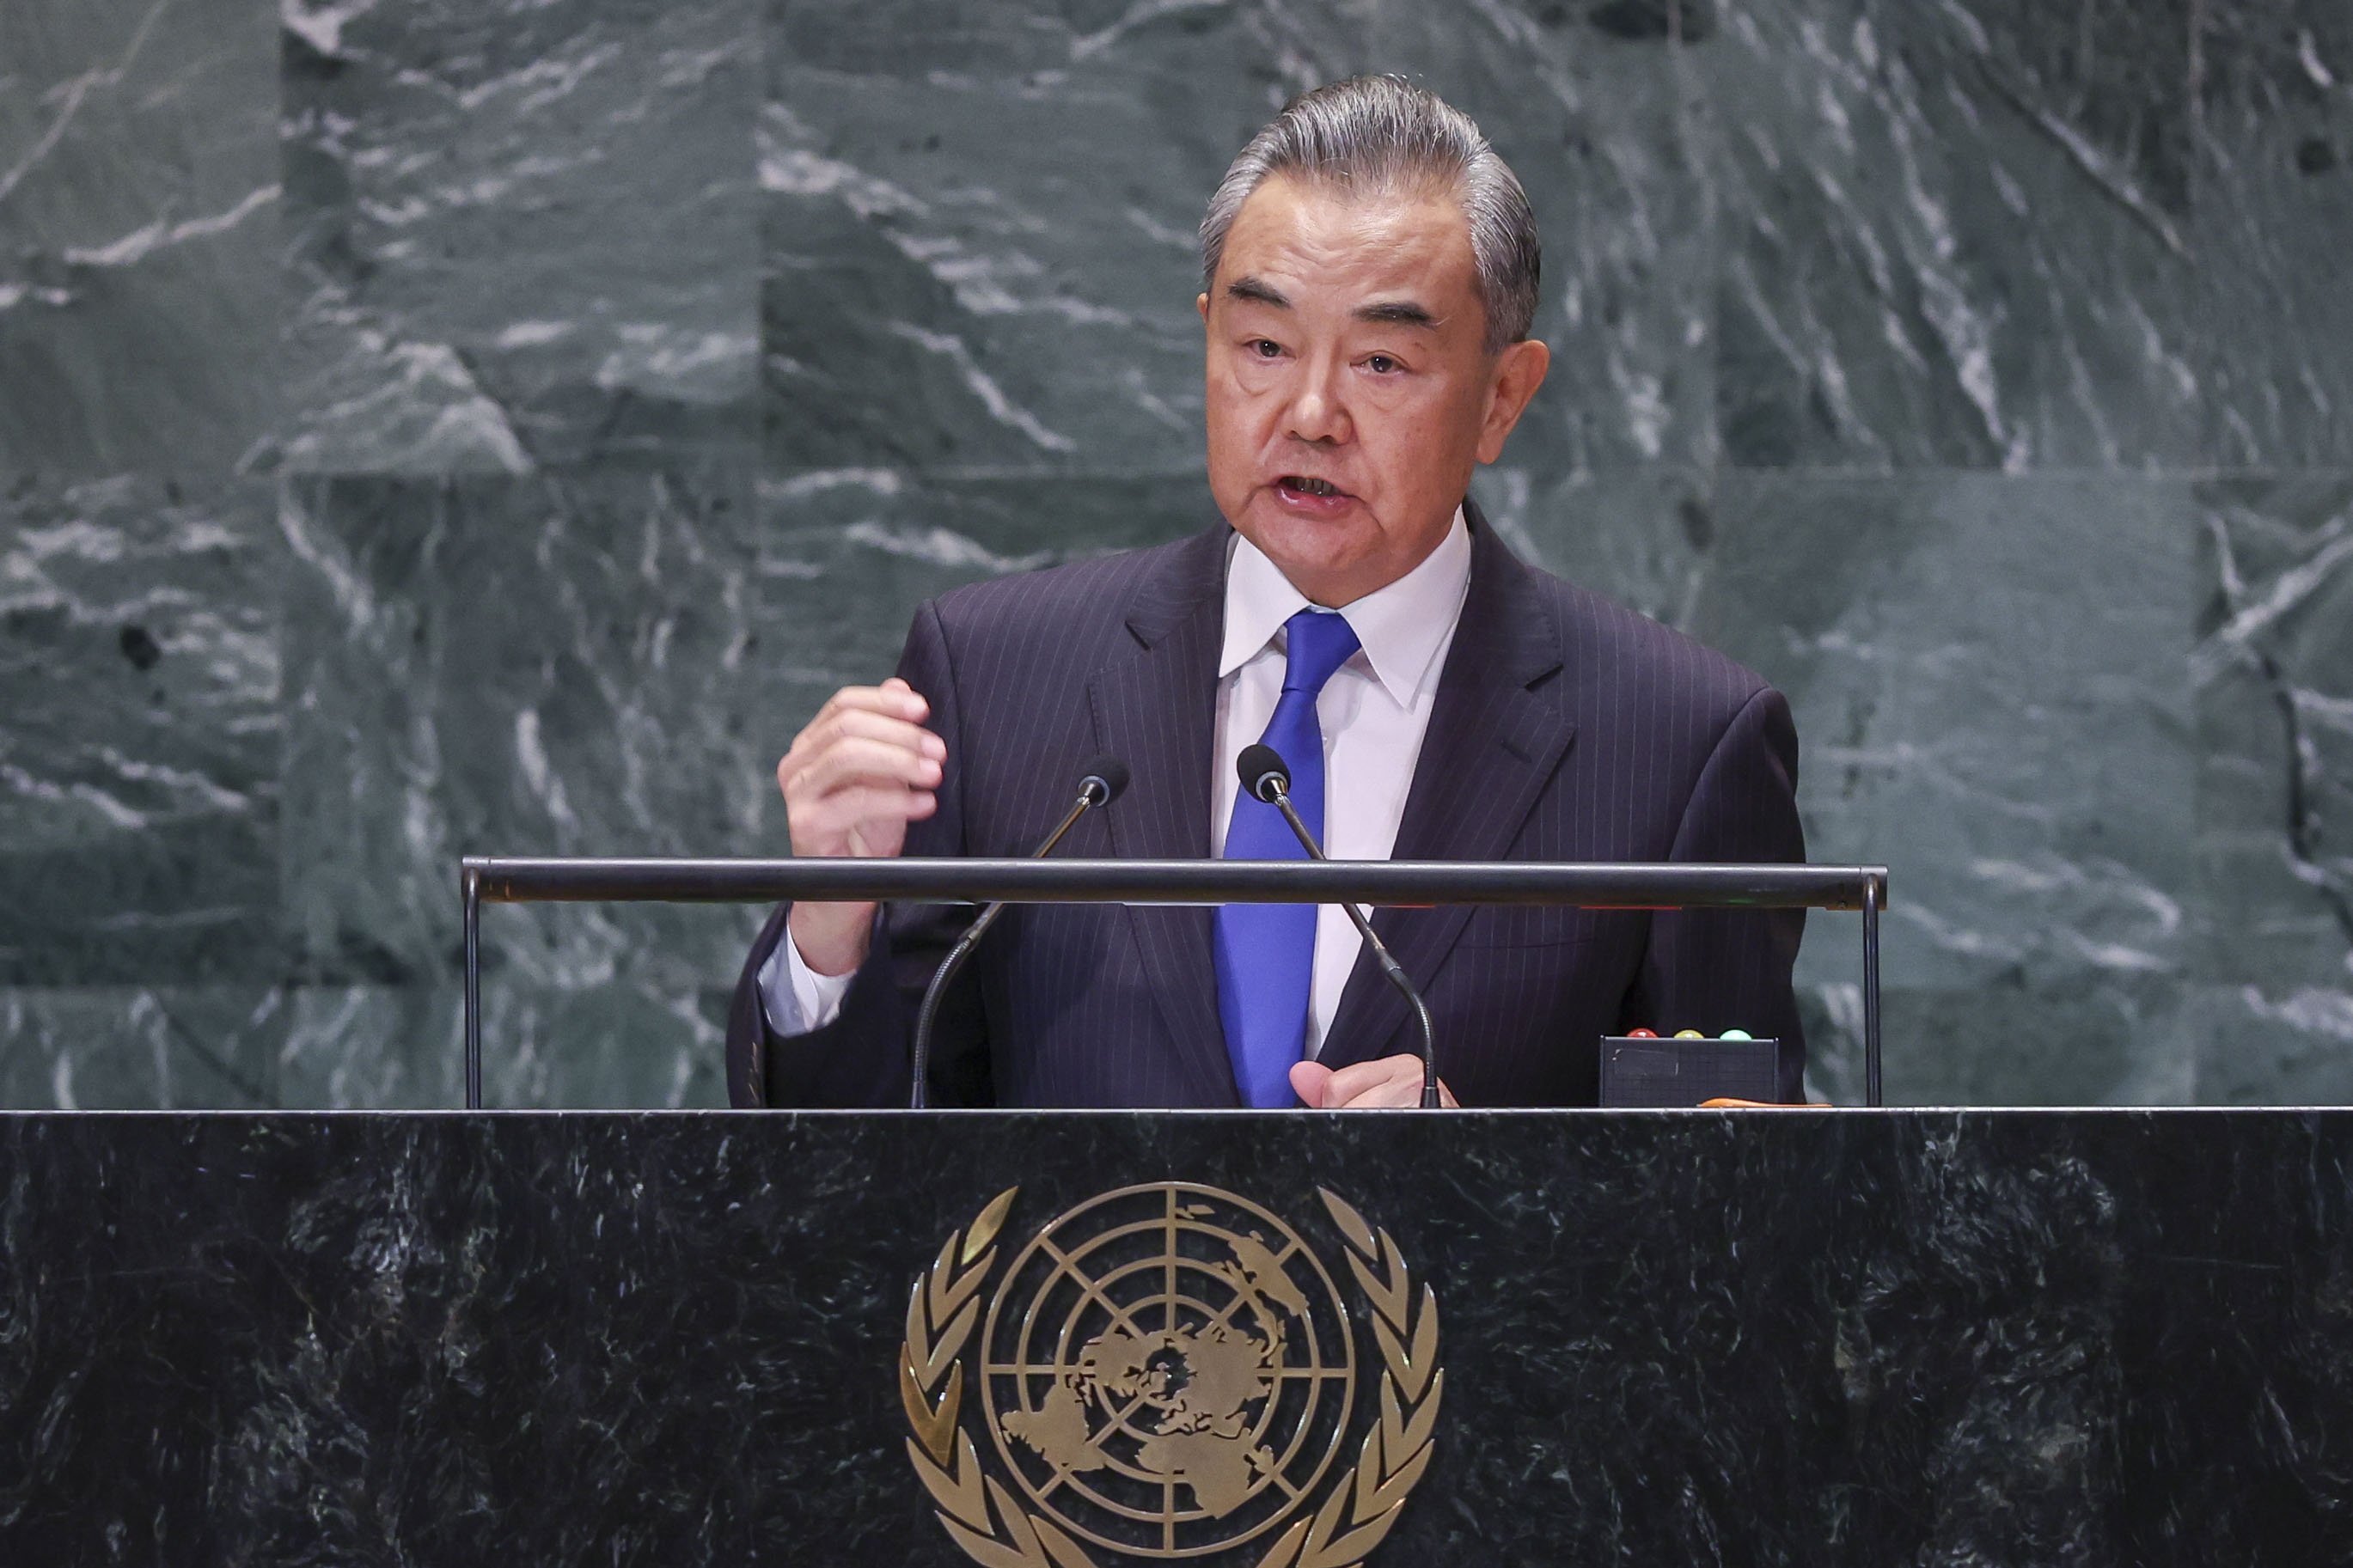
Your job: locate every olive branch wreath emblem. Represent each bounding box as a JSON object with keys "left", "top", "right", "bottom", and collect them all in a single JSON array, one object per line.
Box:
[{"left": 898, "top": 1186, "right": 1444, "bottom": 1568}]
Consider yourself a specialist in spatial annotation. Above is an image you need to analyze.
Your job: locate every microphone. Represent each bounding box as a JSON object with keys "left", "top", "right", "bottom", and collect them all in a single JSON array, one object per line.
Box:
[
  {"left": 908, "top": 754, "right": 1129, "bottom": 1107},
  {"left": 1237, "top": 742, "right": 1442, "bottom": 1109}
]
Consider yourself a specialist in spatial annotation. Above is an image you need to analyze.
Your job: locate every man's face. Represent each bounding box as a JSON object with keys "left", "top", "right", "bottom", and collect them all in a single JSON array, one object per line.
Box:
[{"left": 1199, "top": 175, "right": 1549, "bottom": 607}]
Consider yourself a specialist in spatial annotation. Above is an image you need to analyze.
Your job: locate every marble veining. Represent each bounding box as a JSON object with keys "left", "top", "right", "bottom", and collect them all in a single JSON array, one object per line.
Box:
[
  {"left": 2192, "top": 474, "right": 2353, "bottom": 1099},
  {"left": 275, "top": 0, "right": 761, "bottom": 474},
  {"left": 1705, "top": 0, "right": 2204, "bottom": 470},
  {"left": 2, "top": 0, "right": 2350, "bottom": 1107},
  {"left": 0, "top": 475, "right": 282, "bottom": 985},
  {"left": 2195, "top": 0, "right": 2353, "bottom": 465},
  {"left": 1701, "top": 471, "right": 2200, "bottom": 1105},
  {"left": 0, "top": 0, "right": 282, "bottom": 478},
  {"left": 2, "top": 1110, "right": 2351, "bottom": 1562}
]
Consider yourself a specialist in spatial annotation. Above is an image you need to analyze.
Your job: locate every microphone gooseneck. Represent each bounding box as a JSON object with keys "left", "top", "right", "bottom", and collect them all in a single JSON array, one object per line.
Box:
[
  {"left": 908, "top": 754, "right": 1127, "bottom": 1107},
  {"left": 1234, "top": 746, "right": 1442, "bottom": 1109}
]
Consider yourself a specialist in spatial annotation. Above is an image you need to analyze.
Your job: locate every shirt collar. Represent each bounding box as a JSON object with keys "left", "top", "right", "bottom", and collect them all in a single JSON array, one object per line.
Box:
[{"left": 1218, "top": 506, "right": 1472, "bottom": 706}]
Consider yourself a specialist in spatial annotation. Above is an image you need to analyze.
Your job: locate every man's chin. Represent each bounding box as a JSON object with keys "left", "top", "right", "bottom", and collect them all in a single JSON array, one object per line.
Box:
[{"left": 1239, "top": 514, "right": 1384, "bottom": 604}]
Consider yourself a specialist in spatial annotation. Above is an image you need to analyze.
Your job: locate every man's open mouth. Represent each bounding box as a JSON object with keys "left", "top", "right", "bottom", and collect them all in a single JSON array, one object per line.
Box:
[{"left": 1278, "top": 476, "right": 1345, "bottom": 498}]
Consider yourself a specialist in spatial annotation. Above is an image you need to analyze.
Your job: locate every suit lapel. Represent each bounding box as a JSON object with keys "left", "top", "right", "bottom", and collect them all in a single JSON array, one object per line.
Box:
[
  {"left": 1088, "top": 526, "right": 1240, "bottom": 1105},
  {"left": 1319, "top": 505, "right": 1577, "bottom": 1071}
]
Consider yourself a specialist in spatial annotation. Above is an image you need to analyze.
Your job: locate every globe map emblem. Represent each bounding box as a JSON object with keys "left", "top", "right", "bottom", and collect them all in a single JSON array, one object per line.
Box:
[{"left": 979, "top": 1182, "right": 1357, "bottom": 1559}]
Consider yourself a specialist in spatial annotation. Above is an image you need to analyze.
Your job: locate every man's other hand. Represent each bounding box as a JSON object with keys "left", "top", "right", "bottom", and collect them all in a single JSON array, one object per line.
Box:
[
  {"left": 778, "top": 677, "right": 944, "bottom": 976},
  {"left": 1289, "top": 1055, "right": 1458, "bottom": 1109}
]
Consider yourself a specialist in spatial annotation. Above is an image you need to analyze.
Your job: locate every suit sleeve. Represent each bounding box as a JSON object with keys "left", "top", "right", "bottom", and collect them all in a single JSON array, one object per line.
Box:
[
  {"left": 1620, "top": 685, "right": 1809, "bottom": 1099},
  {"left": 724, "top": 598, "right": 990, "bottom": 1107}
]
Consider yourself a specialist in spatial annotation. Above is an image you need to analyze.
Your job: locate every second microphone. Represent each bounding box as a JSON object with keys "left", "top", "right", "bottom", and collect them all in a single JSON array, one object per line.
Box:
[
  {"left": 1236, "top": 742, "right": 1443, "bottom": 1110},
  {"left": 908, "top": 754, "right": 1129, "bottom": 1108}
]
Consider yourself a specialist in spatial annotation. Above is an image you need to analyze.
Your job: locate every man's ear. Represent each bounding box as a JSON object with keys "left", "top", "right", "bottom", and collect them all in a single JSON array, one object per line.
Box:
[
  {"left": 1196, "top": 291, "right": 1211, "bottom": 324},
  {"left": 1475, "top": 338, "right": 1550, "bottom": 464}
]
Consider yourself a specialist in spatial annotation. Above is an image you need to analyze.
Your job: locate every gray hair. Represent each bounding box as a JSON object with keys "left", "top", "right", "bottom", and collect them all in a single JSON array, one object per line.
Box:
[{"left": 1199, "top": 75, "right": 1541, "bottom": 354}]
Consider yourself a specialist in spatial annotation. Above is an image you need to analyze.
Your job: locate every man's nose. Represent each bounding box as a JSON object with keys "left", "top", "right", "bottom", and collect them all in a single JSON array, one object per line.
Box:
[{"left": 1282, "top": 356, "right": 1351, "bottom": 444}]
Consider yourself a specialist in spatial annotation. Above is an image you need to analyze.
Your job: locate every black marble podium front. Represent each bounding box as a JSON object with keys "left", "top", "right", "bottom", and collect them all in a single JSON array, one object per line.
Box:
[{"left": 2, "top": 1110, "right": 2349, "bottom": 1565}]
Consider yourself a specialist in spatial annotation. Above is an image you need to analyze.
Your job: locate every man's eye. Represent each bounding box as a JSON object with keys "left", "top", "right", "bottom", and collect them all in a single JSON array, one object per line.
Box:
[
  {"left": 1366, "top": 354, "right": 1399, "bottom": 375},
  {"left": 1250, "top": 339, "right": 1282, "bottom": 357}
]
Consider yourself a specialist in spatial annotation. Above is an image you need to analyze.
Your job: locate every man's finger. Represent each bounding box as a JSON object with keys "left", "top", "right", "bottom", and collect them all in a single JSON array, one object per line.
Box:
[
  {"left": 810, "top": 681, "right": 932, "bottom": 729},
  {"left": 779, "top": 708, "right": 944, "bottom": 801},
  {"left": 1311, "top": 1054, "right": 1458, "bottom": 1110},
  {"left": 786, "top": 736, "right": 945, "bottom": 799},
  {"left": 1331, "top": 1078, "right": 1423, "bottom": 1109},
  {"left": 785, "top": 706, "right": 945, "bottom": 773},
  {"left": 793, "top": 785, "right": 938, "bottom": 839},
  {"left": 1317, "top": 1057, "right": 1419, "bottom": 1107}
]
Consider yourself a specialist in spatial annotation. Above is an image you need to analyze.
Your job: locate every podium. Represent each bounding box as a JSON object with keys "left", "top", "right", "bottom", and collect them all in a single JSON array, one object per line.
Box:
[{"left": 2, "top": 1108, "right": 2349, "bottom": 1564}]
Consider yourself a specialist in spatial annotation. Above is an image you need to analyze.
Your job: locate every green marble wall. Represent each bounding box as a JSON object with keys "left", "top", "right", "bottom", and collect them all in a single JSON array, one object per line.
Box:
[{"left": 1, "top": 0, "right": 2346, "bottom": 1107}]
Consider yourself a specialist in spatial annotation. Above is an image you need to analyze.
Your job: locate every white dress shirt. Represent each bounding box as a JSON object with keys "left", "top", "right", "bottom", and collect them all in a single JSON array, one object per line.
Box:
[{"left": 761, "top": 509, "right": 1473, "bottom": 1058}]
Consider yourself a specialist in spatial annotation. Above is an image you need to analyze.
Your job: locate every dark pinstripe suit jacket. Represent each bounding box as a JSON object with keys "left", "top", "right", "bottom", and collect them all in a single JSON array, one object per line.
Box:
[{"left": 726, "top": 504, "right": 1806, "bottom": 1107}]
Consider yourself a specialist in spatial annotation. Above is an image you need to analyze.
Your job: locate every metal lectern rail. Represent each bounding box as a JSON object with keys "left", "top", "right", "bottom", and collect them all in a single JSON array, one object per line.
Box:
[{"left": 458, "top": 857, "right": 1890, "bottom": 1111}]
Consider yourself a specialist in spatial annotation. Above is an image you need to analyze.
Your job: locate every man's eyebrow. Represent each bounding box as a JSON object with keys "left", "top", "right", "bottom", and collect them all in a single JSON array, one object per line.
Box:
[
  {"left": 1354, "top": 299, "right": 1440, "bottom": 329},
  {"left": 1225, "top": 276, "right": 1290, "bottom": 308}
]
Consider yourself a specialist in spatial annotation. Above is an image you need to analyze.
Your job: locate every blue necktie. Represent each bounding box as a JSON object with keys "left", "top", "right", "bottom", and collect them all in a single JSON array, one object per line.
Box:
[{"left": 1215, "top": 608, "right": 1362, "bottom": 1107}]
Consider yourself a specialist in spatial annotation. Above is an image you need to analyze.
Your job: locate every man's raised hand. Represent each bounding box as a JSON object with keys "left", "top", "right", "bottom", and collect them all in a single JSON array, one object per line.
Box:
[{"left": 777, "top": 677, "right": 944, "bottom": 976}]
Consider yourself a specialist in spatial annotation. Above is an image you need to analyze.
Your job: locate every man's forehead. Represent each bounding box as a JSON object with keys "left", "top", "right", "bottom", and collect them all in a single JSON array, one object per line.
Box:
[
  {"left": 1225, "top": 274, "right": 1442, "bottom": 332},
  {"left": 1216, "top": 176, "right": 1477, "bottom": 299}
]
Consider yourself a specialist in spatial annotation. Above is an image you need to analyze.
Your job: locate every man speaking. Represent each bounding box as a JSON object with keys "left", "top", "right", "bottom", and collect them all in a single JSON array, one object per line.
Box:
[{"left": 728, "top": 76, "right": 1806, "bottom": 1110}]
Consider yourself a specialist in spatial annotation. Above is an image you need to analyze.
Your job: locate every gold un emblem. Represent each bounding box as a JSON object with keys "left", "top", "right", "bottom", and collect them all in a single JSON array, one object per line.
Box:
[{"left": 900, "top": 1182, "right": 1443, "bottom": 1567}]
